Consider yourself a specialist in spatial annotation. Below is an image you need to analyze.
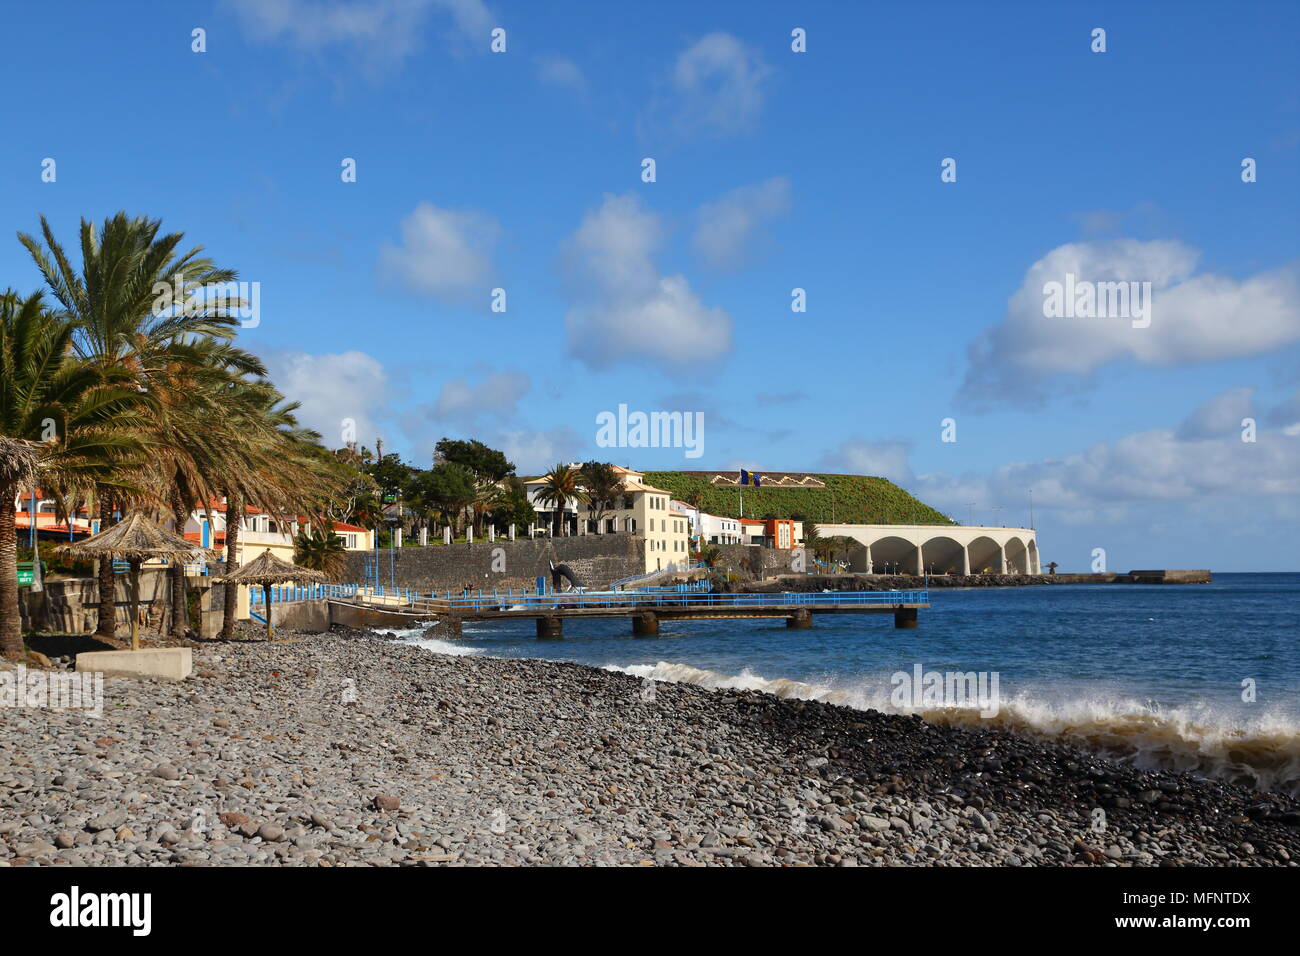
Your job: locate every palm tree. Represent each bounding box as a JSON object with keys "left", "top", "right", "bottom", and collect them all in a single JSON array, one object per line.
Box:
[
  {"left": 470, "top": 476, "right": 503, "bottom": 536},
  {"left": 20, "top": 212, "right": 250, "bottom": 637},
  {"left": 533, "top": 463, "right": 588, "bottom": 537},
  {"left": 294, "top": 527, "right": 348, "bottom": 580},
  {"left": 0, "top": 291, "right": 147, "bottom": 659},
  {"left": 579, "top": 461, "right": 624, "bottom": 532},
  {"left": 147, "top": 337, "right": 268, "bottom": 636},
  {"left": 210, "top": 380, "right": 337, "bottom": 639}
]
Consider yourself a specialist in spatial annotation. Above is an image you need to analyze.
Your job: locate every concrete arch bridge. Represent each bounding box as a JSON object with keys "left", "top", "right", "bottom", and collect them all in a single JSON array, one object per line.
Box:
[{"left": 814, "top": 524, "right": 1039, "bottom": 576}]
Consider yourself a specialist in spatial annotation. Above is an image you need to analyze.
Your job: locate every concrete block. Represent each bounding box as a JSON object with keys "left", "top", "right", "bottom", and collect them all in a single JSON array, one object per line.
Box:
[{"left": 75, "top": 647, "right": 193, "bottom": 681}]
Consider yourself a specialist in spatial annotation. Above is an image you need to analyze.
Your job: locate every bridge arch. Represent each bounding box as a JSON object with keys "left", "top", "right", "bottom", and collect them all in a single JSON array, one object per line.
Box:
[
  {"left": 1005, "top": 536, "right": 1029, "bottom": 573},
  {"left": 867, "top": 535, "right": 919, "bottom": 575},
  {"left": 920, "top": 535, "right": 966, "bottom": 575},
  {"left": 966, "top": 535, "right": 1003, "bottom": 574}
]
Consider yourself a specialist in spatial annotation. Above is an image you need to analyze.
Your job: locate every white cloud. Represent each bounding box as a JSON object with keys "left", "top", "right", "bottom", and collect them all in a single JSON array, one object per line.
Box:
[
  {"left": 496, "top": 426, "right": 584, "bottom": 476},
  {"left": 1176, "top": 387, "right": 1256, "bottom": 440},
  {"left": 535, "top": 55, "right": 585, "bottom": 96},
  {"left": 562, "top": 194, "right": 732, "bottom": 371},
  {"left": 264, "top": 349, "right": 390, "bottom": 448},
  {"left": 818, "top": 440, "right": 915, "bottom": 485},
  {"left": 378, "top": 202, "right": 500, "bottom": 302},
  {"left": 670, "top": 33, "right": 770, "bottom": 136},
  {"left": 912, "top": 423, "right": 1300, "bottom": 518},
  {"left": 431, "top": 371, "right": 529, "bottom": 423},
  {"left": 227, "top": 0, "right": 493, "bottom": 62},
  {"left": 692, "top": 177, "right": 791, "bottom": 271},
  {"left": 1266, "top": 388, "right": 1300, "bottom": 431},
  {"left": 961, "top": 240, "right": 1300, "bottom": 405}
]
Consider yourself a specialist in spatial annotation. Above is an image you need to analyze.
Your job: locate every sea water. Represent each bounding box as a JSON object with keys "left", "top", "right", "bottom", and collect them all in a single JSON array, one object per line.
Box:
[{"left": 395, "top": 572, "right": 1300, "bottom": 794}]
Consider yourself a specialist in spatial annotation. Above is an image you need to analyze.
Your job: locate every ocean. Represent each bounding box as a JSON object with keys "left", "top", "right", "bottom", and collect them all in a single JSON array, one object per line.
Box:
[{"left": 394, "top": 572, "right": 1300, "bottom": 794}]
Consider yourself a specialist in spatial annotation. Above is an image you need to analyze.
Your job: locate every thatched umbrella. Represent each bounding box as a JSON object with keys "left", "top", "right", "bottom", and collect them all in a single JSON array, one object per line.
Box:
[
  {"left": 221, "top": 548, "right": 325, "bottom": 642},
  {"left": 58, "top": 511, "right": 215, "bottom": 651},
  {"left": 0, "top": 436, "right": 40, "bottom": 488}
]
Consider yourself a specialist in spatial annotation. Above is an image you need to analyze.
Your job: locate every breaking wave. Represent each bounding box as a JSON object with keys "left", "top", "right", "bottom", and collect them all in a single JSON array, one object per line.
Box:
[
  {"left": 386, "top": 626, "right": 483, "bottom": 657},
  {"left": 606, "top": 660, "right": 1300, "bottom": 796}
]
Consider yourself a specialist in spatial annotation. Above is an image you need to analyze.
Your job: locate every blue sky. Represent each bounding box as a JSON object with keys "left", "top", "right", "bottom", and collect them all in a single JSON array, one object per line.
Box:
[{"left": 1, "top": 1, "right": 1297, "bottom": 570}]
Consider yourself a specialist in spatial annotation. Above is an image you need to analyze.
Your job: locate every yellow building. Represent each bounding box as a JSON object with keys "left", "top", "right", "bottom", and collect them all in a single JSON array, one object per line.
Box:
[{"left": 525, "top": 465, "right": 691, "bottom": 574}]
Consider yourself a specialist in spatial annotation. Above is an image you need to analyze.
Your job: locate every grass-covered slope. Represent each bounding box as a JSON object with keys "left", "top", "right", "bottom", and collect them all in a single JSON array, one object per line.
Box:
[{"left": 642, "top": 472, "right": 954, "bottom": 525}]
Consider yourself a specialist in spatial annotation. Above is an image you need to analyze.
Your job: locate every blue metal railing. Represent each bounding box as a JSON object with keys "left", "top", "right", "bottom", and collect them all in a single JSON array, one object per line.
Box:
[
  {"left": 611, "top": 561, "right": 709, "bottom": 590},
  {"left": 417, "top": 588, "right": 928, "bottom": 613},
  {"left": 249, "top": 582, "right": 361, "bottom": 605}
]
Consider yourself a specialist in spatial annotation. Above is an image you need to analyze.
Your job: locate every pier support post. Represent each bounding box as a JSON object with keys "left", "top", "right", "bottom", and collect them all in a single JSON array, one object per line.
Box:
[
  {"left": 536, "top": 616, "right": 563, "bottom": 639},
  {"left": 915, "top": 546, "right": 924, "bottom": 576},
  {"left": 962, "top": 545, "right": 970, "bottom": 576},
  {"left": 865, "top": 544, "right": 873, "bottom": 575},
  {"left": 786, "top": 608, "right": 813, "bottom": 629},
  {"left": 632, "top": 611, "right": 659, "bottom": 637},
  {"left": 999, "top": 546, "right": 1008, "bottom": 574},
  {"left": 894, "top": 607, "right": 918, "bottom": 629}
]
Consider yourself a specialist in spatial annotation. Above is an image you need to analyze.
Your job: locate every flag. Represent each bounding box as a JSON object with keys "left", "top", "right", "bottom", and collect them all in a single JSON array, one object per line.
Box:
[{"left": 740, "top": 469, "right": 762, "bottom": 487}]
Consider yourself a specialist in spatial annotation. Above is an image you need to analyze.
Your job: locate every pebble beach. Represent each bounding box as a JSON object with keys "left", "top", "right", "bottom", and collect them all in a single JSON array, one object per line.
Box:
[{"left": 2, "top": 627, "right": 1298, "bottom": 867}]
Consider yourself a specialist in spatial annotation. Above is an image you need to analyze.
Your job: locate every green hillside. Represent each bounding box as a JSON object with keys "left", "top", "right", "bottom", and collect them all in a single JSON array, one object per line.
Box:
[{"left": 642, "top": 472, "right": 954, "bottom": 526}]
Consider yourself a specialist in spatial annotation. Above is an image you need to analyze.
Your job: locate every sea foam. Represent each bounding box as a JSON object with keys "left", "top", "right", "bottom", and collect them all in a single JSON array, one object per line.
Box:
[{"left": 606, "top": 660, "right": 1300, "bottom": 795}]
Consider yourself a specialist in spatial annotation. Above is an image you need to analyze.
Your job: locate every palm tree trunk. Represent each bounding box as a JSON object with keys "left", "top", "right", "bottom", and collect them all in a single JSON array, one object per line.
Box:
[
  {"left": 552, "top": 502, "right": 563, "bottom": 538},
  {"left": 0, "top": 484, "right": 24, "bottom": 661},
  {"left": 95, "top": 496, "right": 116, "bottom": 638},
  {"left": 169, "top": 482, "right": 189, "bottom": 638},
  {"left": 220, "top": 491, "right": 241, "bottom": 639}
]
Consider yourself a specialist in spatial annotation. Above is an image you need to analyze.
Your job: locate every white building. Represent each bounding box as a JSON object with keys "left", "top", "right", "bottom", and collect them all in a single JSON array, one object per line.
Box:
[
  {"left": 698, "top": 511, "right": 742, "bottom": 544},
  {"left": 524, "top": 465, "right": 690, "bottom": 573}
]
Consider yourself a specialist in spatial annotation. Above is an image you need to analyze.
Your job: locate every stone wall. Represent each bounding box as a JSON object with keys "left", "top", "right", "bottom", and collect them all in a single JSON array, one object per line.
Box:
[
  {"left": 18, "top": 569, "right": 175, "bottom": 636},
  {"left": 342, "top": 534, "right": 647, "bottom": 593}
]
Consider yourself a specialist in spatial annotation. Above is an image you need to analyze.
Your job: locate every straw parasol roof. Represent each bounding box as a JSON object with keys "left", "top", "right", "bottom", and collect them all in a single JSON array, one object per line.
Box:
[
  {"left": 56, "top": 511, "right": 216, "bottom": 561},
  {"left": 0, "top": 436, "right": 40, "bottom": 488},
  {"left": 221, "top": 548, "right": 325, "bottom": 586},
  {"left": 222, "top": 549, "right": 325, "bottom": 642},
  {"left": 55, "top": 511, "right": 215, "bottom": 652}
]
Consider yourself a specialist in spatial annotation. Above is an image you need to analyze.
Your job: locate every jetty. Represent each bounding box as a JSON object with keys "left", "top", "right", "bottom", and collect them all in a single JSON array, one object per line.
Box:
[{"left": 287, "top": 584, "right": 931, "bottom": 637}]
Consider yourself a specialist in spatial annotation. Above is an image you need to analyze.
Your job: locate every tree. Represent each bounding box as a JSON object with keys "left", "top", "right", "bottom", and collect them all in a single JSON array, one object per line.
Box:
[
  {"left": 294, "top": 527, "right": 347, "bottom": 581},
  {"left": 533, "top": 463, "right": 587, "bottom": 537},
  {"left": 434, "top": 438, "right": 514, "bottom": 482},
  {"left": 470, "top": 476, "right": 503, "bottom": 535},
  {"left": 417, "top": 462, "right": 477, "bottom": 535},
  {"left": 365, "top": 452, "right": 412, "bottom": 504},
  {"left": 325, "top": 466, "right": 379, "bottom": 527},
  {"left": 490, "top": 476, "right": 535, "bottom": 533},
  {"left": 20, "top": 212, "right": 250, "bottom": 637},
  {"left": 579, "top": 461, "right": 624, "bottom": 532},
  {"left": 210, "top": 381, "right": 335, "bottom": 639},
  {"left": 0, "top": 291, "right": 147, "bottom": 659}
]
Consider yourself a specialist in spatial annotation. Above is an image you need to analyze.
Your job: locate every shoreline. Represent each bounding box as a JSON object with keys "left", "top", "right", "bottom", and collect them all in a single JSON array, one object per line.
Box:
[{"left": 2, "top": 627, "right": 1297, "bottom": 867}]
